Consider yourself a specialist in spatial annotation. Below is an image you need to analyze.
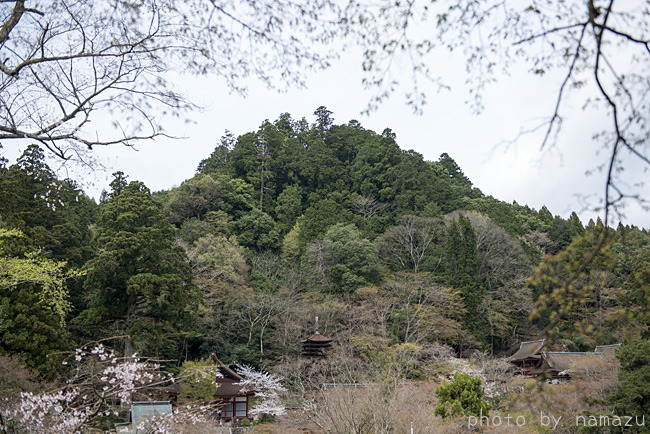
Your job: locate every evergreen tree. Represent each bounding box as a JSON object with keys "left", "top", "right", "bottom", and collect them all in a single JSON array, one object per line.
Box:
[
  {"left": 232, "top": 208, "right": 281, "bottom": 251},
  {"left": 166, "top": 174, "right": 225, "bottom": 225},
  {"left": 528, "top": 222, "right": 623, "bottom": 345},
  {"left": 610, "top": 338, "right": 650, "bottom": 429},
  {"left": 312, "top": 106, "right": 334, "bottom": 138},
  {"left": 446, "top": 214, "right": 480, "bottom": 290},
  {"left": 274, "top": 185, "right": 303, "bottom": 234},
  {"left": 197, "top": 130, "right": 236, "bottom": 176},
  {"left": 0, "top": 145, "right": 98, "bottom": 263},
  {"left": 0, "top": 228, "right": 77, "bottom": 373},
  {"left": 300, "top": 196, "right": 353, "bottom": 243},
  {"left": 437, "top": 153, "right": 473, "bottom": 189},
  {"left": 445, "top": 214, "right": 484, "bottom": 341},
  {"left": 80, "top": 180, "right": 195, "bottom": 358},
  {"left": 434, "top": 372, "right": 490, "bottom": 418}
]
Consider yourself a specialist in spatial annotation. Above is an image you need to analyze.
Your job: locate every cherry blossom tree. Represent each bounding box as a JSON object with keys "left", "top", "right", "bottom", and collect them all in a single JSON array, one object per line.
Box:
[
  {"left": 2, "top": 343, "right": 155, "bottom": 432},
  {"left": 235, "top": 365, "right": 287, "bottom": 417},
  {"left": 0, "top": 342, "right": 290, "bottom": 432}
]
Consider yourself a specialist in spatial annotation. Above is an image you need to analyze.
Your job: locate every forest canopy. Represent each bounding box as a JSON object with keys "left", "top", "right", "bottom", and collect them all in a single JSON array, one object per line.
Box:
[
  {"left": 1, "top": 1, "right": 648, "bottom": 224},
  {"left": 1, "top": 108, "right": 648, "bottom": 432},
  {"left": 1, "top": 109, "right": 647, "bottom": 373}
]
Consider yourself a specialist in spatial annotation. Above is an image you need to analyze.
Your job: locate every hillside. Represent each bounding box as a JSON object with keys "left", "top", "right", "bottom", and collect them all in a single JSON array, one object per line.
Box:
[{"left": 0, "top": 108, "right": 648, "bottom": 432}]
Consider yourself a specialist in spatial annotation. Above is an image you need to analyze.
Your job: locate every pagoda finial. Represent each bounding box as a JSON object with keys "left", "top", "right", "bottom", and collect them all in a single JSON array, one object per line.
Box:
[{"left": 315, "top": 315, "right": 319, "bottom": 334}]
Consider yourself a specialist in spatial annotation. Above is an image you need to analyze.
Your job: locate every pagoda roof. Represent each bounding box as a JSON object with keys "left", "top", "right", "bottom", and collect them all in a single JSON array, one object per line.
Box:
[{"left": 301, "top": 332, "right": 332, "bottom": 343}]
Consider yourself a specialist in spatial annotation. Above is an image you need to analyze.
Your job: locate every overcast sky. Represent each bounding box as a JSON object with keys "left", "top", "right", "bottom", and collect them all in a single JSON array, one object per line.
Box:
[{"left": 3, "top": 46, "right": 648, "bottom": 228}]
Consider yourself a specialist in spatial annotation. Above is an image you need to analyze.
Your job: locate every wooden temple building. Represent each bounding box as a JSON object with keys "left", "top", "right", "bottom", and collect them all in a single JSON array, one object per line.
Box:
[
  {"left": 210, "top": 354, "right": 254, "bottom": 422},
  {"left": 530, "top": 351, "right": 607, "bottom": 379},
  {"left": 509, "top": 339, "right": 545, "bottom": 375},
  {"left": 510, "top": 340, "right": 621, "bottom": 379}
]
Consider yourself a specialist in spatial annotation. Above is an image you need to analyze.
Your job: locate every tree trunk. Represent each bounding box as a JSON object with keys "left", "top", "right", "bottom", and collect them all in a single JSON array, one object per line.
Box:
[{"left": 124, "top": 292, "right": 138, "bottom": 358}]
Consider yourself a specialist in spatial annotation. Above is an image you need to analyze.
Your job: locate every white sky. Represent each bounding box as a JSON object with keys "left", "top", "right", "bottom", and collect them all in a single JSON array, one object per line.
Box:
[{"left": 3, "top": 47, "right": 649, "bottom": 228}]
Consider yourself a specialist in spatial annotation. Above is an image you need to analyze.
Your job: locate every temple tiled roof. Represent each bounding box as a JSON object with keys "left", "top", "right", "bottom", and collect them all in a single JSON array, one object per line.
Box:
[
  {"left": 594, "top": 344, "right": 622, "bottom": 355},
  {"left": 210, "top": 353, "right": 253, "bottom": 398},
  {"left": 509, "top": 339, "right": 545, "bottom": 363},
  {"left": 531, "top": 351, "right": 605, "bottom": 376}
]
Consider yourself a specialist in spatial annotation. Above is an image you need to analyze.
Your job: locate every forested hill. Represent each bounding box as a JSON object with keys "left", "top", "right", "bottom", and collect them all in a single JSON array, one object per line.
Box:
[
  {"left": 190, "top": 107, "right": 585, "bottom": 247},
  {"left": 0, "top": 107, "right": 648, "bottom": 378}
]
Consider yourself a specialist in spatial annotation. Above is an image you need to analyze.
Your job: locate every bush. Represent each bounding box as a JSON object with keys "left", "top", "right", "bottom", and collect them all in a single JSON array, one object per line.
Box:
[
  {"left": 179, "top": 359, "right": 216, "bottom": 402},
  {"left": 434, "top": 372, "right": 490, "bottom": 418}
]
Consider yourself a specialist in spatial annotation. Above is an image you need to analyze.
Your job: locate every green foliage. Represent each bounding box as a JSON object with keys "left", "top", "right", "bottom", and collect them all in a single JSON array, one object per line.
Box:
[
  {"left": 434, "top": 372, "right": 490, "bottom": 418},
  {"left": 167, "top": 174, "right": 225, "bottom": 225},
  {"left": 1, "top": 250, "right": 76, "bottom": 326},
  {"left": 166, "top": 174, "right": 255, "bottom": 230},
  {"left": 445, "top": 214, "right": 485, "bottom": 339},
  {"left": 308, "top": 223, "right": 379, "bottom": 293},
  {"left": 233, "top": 208, "right": 281, "bottom": 251},
  {"left": 178, "top": 217, "right": 222, "bottom": 245},
  {"left": 0, "top": 110, "right": 618, "bottom": 387},
  {"left": 184, "top": 110, "right": 587, "bottom": 265},
  {"left": 197, "top": 130, "right": 236, "bottom": 176},
  {"left": 80, "top": 180, "right": 195, "bottom": 357},
  {"left": 179, "top": 359, "right": 217, "bottom": 402},
  {"left": 465, "top": 196, "right": 527, "bottom": 237},
  {"left": 0, "top": 228, "right": 79, "bottom": 372},
  {"left": 0, "top": 145, "right": 97, "bottom": 266},
  {"left": 0, "top": 282, "right": 70, "bottom": 374},
  {"left": 299, "top": 137, "right": 347, "bottom": 196},
  {"left": 616, "top": 231, "right": 650, "bottom": 337},
  {"left": 349, "top": 129, "right": 401, "bottom": 198},
  {"left": 105, "top": 171, "right": 129, "bottom": 200},
  {"left": 274, "top": 184, "right": 303, "bottom": 234},
  {"left": 221, "top": 177, "right": 256, "bottom": 219},
  {"left": 436, "top": 153, "right": 473, "bottom": 189},
  {"left": 169, "top": 109, "right": 596, "bottom": 355},
  {"left": 281, "top": 218, "right": 304, "bottom": 262},
  {"left": 390, "top": 150, "right": 442, "bottom": 213},
  {"left": 445, "top": 214, "right": 479, "bottom": 290},
  {"left": 528, "top": 222, "right": 622, "bottom": 343},
  {"left": 610, "top": 338, "right": 650, "bottom": 426},
  {"left": 300, "top": 197, "right": 353, "bottom": 243},
  {"left": 549, "top": 212, "right": 585, "bottom": 252},
  {"left": 188, "top": 234, "right": 248, "bottom": 288},
  {"left": 349, "top": 335, "right": 428, "bottom": 380}
]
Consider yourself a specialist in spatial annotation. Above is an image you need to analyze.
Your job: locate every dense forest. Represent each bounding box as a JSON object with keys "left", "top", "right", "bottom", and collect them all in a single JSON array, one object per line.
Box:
[{"left": 1, "top": 108, "right": 649, "bottom": 431}]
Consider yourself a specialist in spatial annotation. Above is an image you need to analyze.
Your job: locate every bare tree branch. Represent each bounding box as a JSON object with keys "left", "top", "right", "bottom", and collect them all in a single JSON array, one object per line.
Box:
[{"left": 0, "top": 0, "right": 342, "bottom": 162}]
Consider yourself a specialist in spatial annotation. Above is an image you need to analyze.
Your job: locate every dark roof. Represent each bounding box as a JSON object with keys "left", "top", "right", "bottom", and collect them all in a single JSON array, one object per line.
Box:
[
  {"left": 302, "top": 332, "right": 333, "bottom": 357},
  {"left": 509, "top": 339, "right": 545, "bottom": 363},
  {"left": 210, "top": 353, "right": 242, "bottom": 381},
  {"left": 302, "top": 332, "right": 332, "bottom": 343},
  {"left": 214, "top": 378, "right": 252, "bottom": 397},
  {"left": 210, "top": 353, "right": 253, "bottom": 398},
  {"left": 157, "top": 383, "right": 181, "bottom": 394},
  {"left": 531, "top": 351, "right": 605, "bottom": 376}
]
